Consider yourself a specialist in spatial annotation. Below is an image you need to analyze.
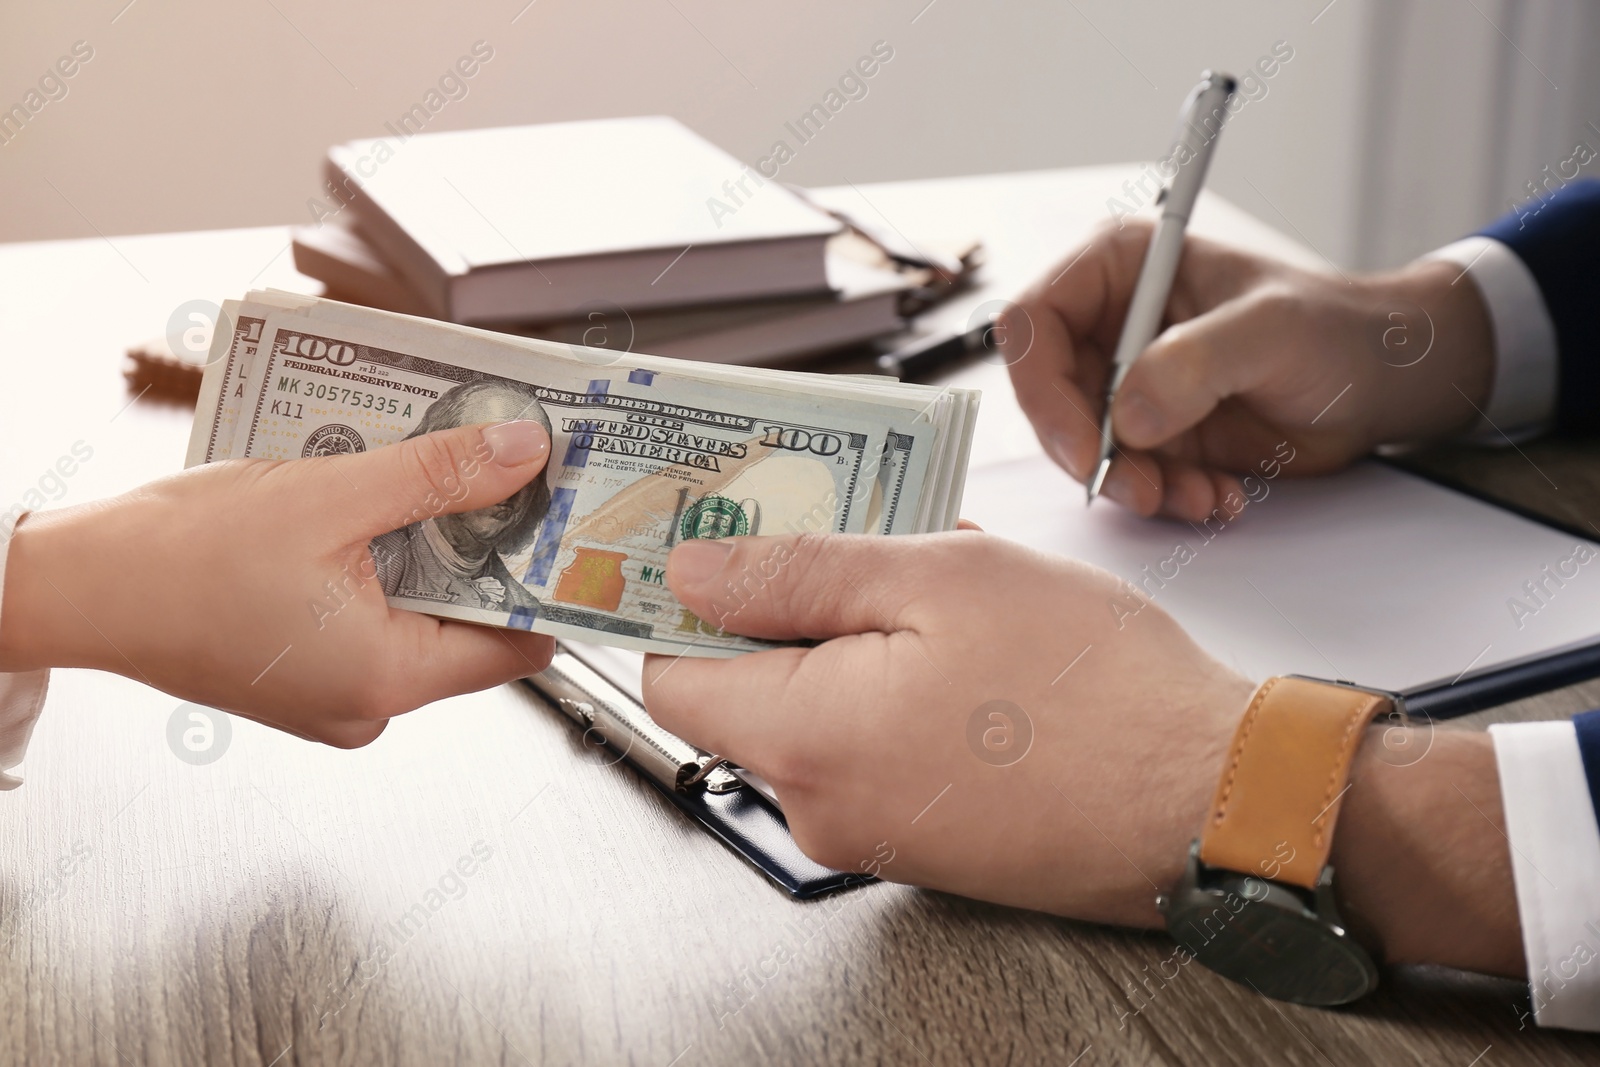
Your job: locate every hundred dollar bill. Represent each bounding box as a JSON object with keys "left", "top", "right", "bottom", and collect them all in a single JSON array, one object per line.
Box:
[
  {"left": 184, "top": 303, "right": 261, "bottom": 467},
  {"left": 219, "top": 311, "right": 936, "bottom": 656},
  {"left": 266, "top": 295, "right": 955, "bottom": 536},
  {"left": 185, "top": 293, "right": 321, "bottom": 467}
]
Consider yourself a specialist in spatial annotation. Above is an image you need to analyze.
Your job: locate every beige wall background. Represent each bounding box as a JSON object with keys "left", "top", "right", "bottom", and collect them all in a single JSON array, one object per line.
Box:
[{"left": 2, "top": 0, "right": 1594, "bottom": 268}]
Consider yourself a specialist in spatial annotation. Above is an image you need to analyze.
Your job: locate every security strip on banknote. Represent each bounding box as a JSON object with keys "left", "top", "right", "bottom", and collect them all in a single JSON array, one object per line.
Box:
[{"left": 187, "top": 292, "right": 979, "bottom": 657}]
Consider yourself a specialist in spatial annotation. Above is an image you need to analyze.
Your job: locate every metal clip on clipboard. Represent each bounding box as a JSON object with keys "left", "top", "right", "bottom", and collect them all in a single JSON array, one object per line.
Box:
[{"left": 521, "top": 646, "right": 868, "bottom": 900}]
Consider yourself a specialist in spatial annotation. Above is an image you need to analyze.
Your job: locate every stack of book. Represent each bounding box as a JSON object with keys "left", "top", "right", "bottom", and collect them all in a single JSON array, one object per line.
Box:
[{"left": 290, "top": 116, "right": 976, "bottom": 366}]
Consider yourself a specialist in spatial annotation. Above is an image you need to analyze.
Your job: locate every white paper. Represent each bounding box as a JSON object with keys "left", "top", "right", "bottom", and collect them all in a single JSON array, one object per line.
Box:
[{"left": 963, "top": 456, "right": 1600, "bottom": 694}]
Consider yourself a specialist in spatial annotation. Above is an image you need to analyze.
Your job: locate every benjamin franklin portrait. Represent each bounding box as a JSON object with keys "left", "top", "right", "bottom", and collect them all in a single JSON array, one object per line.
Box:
[{"left": 372, "top": 380, "right": 552, "bottom": 613}]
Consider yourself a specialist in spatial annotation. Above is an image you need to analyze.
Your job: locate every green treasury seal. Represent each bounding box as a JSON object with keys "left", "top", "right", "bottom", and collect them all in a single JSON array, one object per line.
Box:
[{"left": 679, "top": 494, "right": 750, "bottom": 541}]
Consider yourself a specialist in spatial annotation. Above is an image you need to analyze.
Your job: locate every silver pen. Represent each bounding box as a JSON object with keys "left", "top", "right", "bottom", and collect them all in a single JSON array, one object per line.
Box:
[{"left": 1087, "top": 71, "right": 1237, "bottom": 504}]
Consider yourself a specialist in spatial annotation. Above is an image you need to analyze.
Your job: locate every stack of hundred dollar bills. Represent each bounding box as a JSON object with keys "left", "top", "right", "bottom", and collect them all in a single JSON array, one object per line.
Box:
[{"left": 186, "top": 292, "right": 979, "bottom": 657}]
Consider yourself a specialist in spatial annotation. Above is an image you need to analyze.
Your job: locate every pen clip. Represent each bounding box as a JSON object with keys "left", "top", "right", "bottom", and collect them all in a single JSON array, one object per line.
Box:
[
  {"left": 1154, "top": 70, "right": 1237, "bottom": 220},
  {"left": 528, "top": 648, "right": 745, "bottom": 796}
]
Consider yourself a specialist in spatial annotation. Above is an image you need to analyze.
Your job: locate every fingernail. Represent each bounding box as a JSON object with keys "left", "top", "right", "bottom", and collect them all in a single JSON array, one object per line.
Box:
[
  {"left": 1117, "top": 391, "right": 1163, "bottom": 444},
  {"left": 484, "top": 420, "right": 550, "bottom": 466},
  {"left": 669, "top": 539, "right": 733, "bottom": 588},
  {"left": 1047, "top": 432, "right": 1084, "bottom": 480}
]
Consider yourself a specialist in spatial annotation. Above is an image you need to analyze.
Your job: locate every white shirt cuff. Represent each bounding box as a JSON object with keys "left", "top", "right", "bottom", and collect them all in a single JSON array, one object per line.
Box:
[
  {"left": 1423, "top": 236, "right": 1558, "bottom": 440},
  {"left": 0, "top": 513, "right": 50, "bottom": 789},
  {"left": 1489, "top": 720, "right": 1600, "bottom": 1031}
]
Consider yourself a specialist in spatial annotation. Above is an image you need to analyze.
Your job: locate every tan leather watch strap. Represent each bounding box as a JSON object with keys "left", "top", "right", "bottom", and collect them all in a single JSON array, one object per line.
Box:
[{"left": 1198, "top": 676, "right": 1392, "bottom": 889}]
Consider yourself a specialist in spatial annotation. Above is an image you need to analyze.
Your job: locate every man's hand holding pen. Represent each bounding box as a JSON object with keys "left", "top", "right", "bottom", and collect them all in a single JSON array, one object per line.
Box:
[{"left": 1000, "top": 218, "right": 1497, "bottom": 519}]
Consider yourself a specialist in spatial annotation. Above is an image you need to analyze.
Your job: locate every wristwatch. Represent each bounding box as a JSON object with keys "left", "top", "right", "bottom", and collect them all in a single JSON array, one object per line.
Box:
[{"left": 1156, "top": 675, "right": 1401, "bottom": 1007}]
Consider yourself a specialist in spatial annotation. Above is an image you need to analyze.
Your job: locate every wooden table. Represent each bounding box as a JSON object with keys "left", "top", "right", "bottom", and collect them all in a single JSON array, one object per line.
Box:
[{"left": 1, "top": 168, "right": 1597, "bottom": 1066}]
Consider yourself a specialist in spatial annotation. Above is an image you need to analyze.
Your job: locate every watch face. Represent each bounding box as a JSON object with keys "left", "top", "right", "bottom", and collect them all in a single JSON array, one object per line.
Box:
[{"left": 1167, "top": 883, "right": 1377, "bottom": 1006}]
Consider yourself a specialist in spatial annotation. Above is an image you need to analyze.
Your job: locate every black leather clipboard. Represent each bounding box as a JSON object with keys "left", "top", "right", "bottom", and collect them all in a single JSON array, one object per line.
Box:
[
  {"left": 637, "top": 772, "right": 868, "bottom": 900},
  {"left": 1405, "top": 638, "right": 1600, "bottom": 719},
  {"left": 519, "top": 647, "right": 868, "bottom": 900},
  {"left": 1381, "top": 457, "right": 1600, "bottom": 720}
]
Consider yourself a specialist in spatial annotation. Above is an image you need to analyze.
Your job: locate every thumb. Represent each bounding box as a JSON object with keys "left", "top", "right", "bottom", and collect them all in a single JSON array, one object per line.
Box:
[
  {"left": 325, "top": 420, "right": 551, "bottom": 540},
  {"left": 1111, "top": 294, "right": 1283, "bottom": 450},
  {"left": 665, "top": 533, "right": 929, "bottom": 641}
]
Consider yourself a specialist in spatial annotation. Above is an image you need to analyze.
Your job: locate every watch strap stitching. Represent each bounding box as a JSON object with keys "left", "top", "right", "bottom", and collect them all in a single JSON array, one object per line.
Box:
[
  {"left": 1310, "top": 694, "right": 1383, "bottom": 851},
  {"left": 1208, "top": 676, "right": 1279, "bottom": 827}
]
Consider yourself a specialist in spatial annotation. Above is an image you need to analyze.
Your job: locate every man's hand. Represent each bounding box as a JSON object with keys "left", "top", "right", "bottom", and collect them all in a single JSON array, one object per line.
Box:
[
  {"left": 643, "top": 532, "right": 1524, "bottom": 977},
  {"left": 1001, "top": 220, "right": 1495, "bottom": 520},
  {"left": 0, "top": 420, "right": 556, "bottom": 748},
  {"left": 643, "top": 530, "right": 1255, "bottom": 926}
]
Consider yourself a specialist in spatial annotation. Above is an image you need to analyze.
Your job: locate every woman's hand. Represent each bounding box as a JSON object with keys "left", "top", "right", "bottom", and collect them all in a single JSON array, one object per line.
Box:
[
  {"left": 1001, "top": 220, "right": 1495, "bottom": 520},
  {"left": 0, "top": 420, "right": 556, "bottom": 748}
]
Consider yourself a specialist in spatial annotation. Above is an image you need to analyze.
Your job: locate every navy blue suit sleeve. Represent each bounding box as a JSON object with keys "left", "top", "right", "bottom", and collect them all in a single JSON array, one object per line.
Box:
[
  {"left": 1574, "top": 709, "right": 1600, "bottom": 833},
  {"left": 1479, "top": 179, "right": 1600, "bottom": 435}
]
